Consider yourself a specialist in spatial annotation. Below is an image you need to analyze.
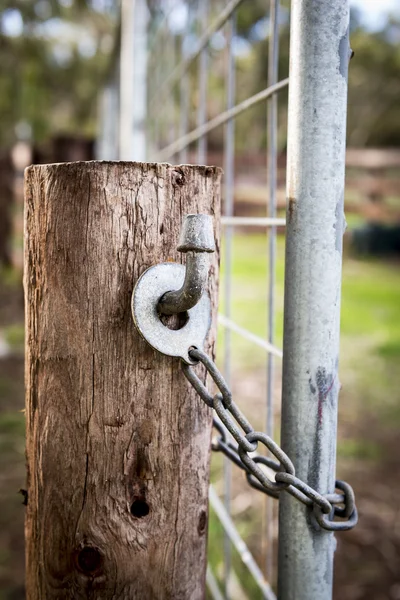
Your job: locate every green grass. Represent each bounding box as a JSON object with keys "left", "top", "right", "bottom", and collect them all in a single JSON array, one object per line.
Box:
[
  {"left": 217, "top": 234, "right": 400, "bottom": 374},
  {"left": 341, "top": 258, "right": 400, "bottom": 338},
  {"left": 340, "top": 256, "right": 400, "bottom": 427},
  {"left": 4, "top": 323, "right": 24, "bottom": 351},
  {"left": 345, "top": 212, "right": 366, "bottom": 228},
  {"left": 0, "top": 265, "right": 21, "bottom": 287},
  {"left": 338, "top": 438, "right": 383, "bottom": 461},
  {"left": 0, "top": 411, "right": 25, "bottom": 457},
  {"left": 218, "top": 234, "right": 285, "bottom": 369},
  {"left": 377, "top": 338, "right": 400, "bottom": 358}
]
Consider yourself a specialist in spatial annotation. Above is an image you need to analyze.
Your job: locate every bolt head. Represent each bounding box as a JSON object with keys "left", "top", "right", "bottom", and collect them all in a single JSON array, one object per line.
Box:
[{"left": 177, "top": 214, "right": 215, "bottom": 253}]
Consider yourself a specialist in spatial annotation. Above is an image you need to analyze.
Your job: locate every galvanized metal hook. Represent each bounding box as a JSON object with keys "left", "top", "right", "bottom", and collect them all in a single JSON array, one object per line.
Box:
[
  {"left": 132, "top": 213, "right": 214, "bottom": 363},
  {"left": 157, "top": 214, "right": 215, "bottom": 315}
]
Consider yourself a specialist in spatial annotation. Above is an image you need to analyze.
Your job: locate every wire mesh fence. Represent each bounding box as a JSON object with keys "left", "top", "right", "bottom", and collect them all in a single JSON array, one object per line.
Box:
[
  {"left": 97, "top": 1, "right": 351, "bottom": 598},
  {"left": 151, "top": 2, "right": 285, "bottom": 596},
  {"left": 99, "top": 1, "right": 289, "bottom": 597}
]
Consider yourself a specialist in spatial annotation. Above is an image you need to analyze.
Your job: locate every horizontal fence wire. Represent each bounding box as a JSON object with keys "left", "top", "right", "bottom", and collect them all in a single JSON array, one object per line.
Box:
[
  {"left": 156, "top": 79, "right": 289, "bottom": 161},
  {"left": 218, "top": 315, "right": 283, "bottom": 359},
  {"left": 209, "top": 486, "right": 277, "bottom": 600},
  {"left": 197, "top": 0, "right": 209, "bottom": 165},
  {"left": 221, "top": 217, "right": 286, "bottom": 227}
]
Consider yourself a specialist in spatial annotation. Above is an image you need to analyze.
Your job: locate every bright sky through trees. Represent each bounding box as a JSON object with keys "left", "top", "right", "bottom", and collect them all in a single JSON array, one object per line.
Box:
[{"left": 350, "top": 0, "right": 400, "bottom": 30}]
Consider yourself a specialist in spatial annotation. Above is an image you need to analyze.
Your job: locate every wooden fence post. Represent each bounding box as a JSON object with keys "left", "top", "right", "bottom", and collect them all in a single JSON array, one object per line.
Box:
[{"left": 24, "top": 161, "right": 221, "bottom": 599}]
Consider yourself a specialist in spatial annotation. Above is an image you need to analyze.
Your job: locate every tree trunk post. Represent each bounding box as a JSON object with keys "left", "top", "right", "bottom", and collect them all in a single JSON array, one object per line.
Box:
[{"left": 24, "top": 161, "right": 221, "bottom": 599}]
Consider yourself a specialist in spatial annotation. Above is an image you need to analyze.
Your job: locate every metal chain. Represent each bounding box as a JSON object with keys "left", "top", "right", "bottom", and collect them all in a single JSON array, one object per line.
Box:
[{"left": 182, "top": 347, "right": 358, "bottom": 532}]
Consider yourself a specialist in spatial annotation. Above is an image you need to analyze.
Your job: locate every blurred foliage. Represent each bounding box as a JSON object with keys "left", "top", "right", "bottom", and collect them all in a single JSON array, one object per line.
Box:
[
  {"left": 245, "top": 5, "right": 400, "bottom": 150},
  {"left": 4, "top": 322, "right": 24, "bottom": 350},
  {"left": 0, "top": 2, "right": 400, "bottom": 150},
  {"left": 348, "top": 12, "right": 400, "bottom": 147},
  {"left": 0, "top": 0, "right": 117, "bottom": 146}
]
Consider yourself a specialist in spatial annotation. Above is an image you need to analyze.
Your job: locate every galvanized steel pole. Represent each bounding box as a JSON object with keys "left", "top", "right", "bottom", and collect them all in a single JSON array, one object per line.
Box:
[{"left": 278, "top": 1, "right": 350, "bottom": 599}]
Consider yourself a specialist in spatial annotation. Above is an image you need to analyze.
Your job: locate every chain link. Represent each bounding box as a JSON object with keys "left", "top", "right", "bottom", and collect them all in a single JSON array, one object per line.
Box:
[{"left": 182, "top": 347, "right": 358, "bottom": 532}]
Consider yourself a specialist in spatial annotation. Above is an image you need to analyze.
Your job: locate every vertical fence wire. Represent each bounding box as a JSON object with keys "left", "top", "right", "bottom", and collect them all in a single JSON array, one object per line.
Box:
[
  {"left": 179, "top": 2, "right": 195, "bottom": 164},
  {"left": 265, "top": 0, "right": 280, "bottom": 583},
  {"left": 153, "top": 32, "right": 161, "bottom": 156},
  {"left": 197, "top": 0, "right": 209, "bottom": 164},
  {"left": 119, "top": 0, "right": 134, "bottom": 160},
  {"left": 222, "top": 14, "right": 236, "bottom": 596},
  {"left": 168, "top": 25, "right": 177, "bottom": 148},
  {"left": 150, "top": 4, "right": 177, "bottom": 155},
  {"left": 158, "top": 25, "right": 167, "bottom": 150}
]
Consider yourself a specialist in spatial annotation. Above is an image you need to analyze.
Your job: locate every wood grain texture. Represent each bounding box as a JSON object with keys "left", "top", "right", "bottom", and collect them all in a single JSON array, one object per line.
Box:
[{"left": 24, "top": 161, "right": 221, "bottom": 599}]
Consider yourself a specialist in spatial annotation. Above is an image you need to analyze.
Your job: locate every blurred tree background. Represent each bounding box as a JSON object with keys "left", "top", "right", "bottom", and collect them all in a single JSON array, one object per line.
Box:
[
  {"left": 348, "top": 9, "right": 400, "bottom": 147},
  {"left": 0, "top": 1, "right": 399, "bottom": 151},
  {"left": 0, "top": 0, "right": 117, "bottom": 147}
]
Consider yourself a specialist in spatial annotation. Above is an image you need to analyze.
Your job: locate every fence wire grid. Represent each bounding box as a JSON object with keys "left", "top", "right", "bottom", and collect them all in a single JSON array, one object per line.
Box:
[
  {"left": 100, "top": 1, "right": 288, "bottom": 597},
  {"left": 97, "top": 1, "right": 350, "bottom": 598}
]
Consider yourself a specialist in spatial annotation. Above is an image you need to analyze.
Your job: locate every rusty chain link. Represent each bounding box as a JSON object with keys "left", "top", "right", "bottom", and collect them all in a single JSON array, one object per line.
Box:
[{"left": 182, "top": 347, "right": 358, "bottom": 532}]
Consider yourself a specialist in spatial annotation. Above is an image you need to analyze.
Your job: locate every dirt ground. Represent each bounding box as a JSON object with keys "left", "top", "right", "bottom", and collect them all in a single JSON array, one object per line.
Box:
[
  {"left": 0, "top": 275, "right": 399, "bottom": 600},
  {"left": 334, "top": 423, "right": 400, "bottom": 600}
]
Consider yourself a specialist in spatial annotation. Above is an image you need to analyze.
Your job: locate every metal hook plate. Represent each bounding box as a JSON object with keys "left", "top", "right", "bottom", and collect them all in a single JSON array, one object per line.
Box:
[{"left": 132, "top": 263, "right": 211, "bottom": 365}]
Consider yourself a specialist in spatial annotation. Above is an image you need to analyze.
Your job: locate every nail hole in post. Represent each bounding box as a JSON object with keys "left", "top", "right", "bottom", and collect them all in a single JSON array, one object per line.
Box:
[
  {"left": 198, "top": 510, "right": 207, "bottom": 535},
  {"left": 76, "top": 546, "right": 103, "bottom": 575},
  {"left": 130, "top": 498, "right": 150, "bottom": 518}
]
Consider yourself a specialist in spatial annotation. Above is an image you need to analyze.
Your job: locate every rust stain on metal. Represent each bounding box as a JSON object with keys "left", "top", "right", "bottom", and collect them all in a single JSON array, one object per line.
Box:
[
  {"left": 315, "top": 367, "right": 336, "bottom": 426},
  {"left": 288, "top": 196, "right": 296, "bottom": 222}
]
